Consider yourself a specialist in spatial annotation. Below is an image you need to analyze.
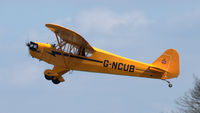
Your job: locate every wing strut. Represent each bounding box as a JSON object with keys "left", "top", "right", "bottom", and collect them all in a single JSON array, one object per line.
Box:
[{"left": 55, "top": 32, "right": 68, "bottom": 68}]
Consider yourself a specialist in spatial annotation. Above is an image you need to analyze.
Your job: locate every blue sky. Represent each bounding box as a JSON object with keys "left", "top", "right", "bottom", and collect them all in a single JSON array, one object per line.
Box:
[{"left": 1, "top": 0, "right": 200, "bottom": 113}]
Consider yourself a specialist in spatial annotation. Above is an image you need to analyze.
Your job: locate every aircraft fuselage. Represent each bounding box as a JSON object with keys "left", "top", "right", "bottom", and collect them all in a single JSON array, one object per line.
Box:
[{"left": 28, "top": 42, "right": 162, "bottom": 79}]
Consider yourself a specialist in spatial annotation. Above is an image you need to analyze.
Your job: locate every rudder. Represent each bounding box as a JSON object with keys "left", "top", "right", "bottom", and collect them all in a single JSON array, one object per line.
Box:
[{"left": 152, "top": 49, "right": 180, "bottom": 79}]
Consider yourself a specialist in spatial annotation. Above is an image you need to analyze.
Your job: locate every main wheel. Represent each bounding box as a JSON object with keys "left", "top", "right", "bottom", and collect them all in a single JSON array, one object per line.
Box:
[
  {"left": 52, "top": 78, "right": 61, "bottom": 84},
  {"left": 44, "top": 74, "right": 53, "bottom": 80}
]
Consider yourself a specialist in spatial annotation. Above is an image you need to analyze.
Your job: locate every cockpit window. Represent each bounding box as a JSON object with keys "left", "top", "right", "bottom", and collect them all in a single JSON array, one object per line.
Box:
[
  {"left": 78, "top": 46, "right": 92, "bottom": 57},
  {"left": 53, "top": 42, "right": 92, "bottom": 57},
  {"left": 78, "top": 46, "right": 85, "bottom": 56}
]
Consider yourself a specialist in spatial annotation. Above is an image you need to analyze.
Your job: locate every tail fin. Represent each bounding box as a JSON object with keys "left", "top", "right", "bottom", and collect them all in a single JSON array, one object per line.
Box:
[{"left": 151, "top": 49, "right": 180, "bottom": 79}]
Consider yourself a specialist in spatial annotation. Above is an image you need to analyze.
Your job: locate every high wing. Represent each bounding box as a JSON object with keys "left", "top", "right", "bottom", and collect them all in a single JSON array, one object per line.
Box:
[{"left": 45, "top": 23, "right": 95, "bottom": 53}]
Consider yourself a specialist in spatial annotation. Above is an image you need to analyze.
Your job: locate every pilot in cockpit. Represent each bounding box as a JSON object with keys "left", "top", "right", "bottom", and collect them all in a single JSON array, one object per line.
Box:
[{"left": 78, "top": 46, "right": 85, "bottom": 56}]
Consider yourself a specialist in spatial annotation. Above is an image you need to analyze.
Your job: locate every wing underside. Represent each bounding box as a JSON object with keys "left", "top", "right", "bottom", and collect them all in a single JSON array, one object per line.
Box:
[{"left": 46, "top": 24, "right": 94, "bottom": 53}]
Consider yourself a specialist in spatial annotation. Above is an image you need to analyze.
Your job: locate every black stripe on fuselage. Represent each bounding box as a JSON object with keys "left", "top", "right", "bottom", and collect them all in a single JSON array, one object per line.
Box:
[{"left": 48, "top": 51, "right": 103, "bottom": 63}]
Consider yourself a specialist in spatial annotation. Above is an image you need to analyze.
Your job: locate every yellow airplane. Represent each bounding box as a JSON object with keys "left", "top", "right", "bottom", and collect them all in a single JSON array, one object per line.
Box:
[{"left": 27, "top": 24, "right": 180, "bottom": 87}]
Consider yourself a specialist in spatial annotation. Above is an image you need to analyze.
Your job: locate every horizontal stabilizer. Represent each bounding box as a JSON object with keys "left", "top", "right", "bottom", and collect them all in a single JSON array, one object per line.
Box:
[{"left": 149, "top": 66, "right": 166, "bottom": 74}]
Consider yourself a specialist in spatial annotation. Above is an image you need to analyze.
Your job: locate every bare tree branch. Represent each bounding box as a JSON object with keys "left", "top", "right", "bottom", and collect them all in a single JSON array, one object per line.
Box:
[{"left": 173, "top": 76, "right": 200, "bottom": 113}]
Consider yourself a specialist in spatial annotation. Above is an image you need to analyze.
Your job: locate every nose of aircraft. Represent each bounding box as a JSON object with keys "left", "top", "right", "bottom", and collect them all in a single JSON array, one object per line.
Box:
[
  {"left": 27, "top": 41, "right": 52, "bottom": 60},
  {"left": 26, "top": 41, "right": 38, "bottom": 51},
  {"left": 27, "top": 41, "right": 53, "bottom": 51}
]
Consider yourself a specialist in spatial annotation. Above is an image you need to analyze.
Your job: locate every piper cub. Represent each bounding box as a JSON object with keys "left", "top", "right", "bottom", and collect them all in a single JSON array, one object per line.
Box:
[{"left": 27, "top": 24, "right": 180, "bottom": 87}]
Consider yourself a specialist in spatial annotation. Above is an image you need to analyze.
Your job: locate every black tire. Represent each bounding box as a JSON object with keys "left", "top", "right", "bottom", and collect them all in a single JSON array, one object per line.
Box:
[
  {"left": 52, "top": 78, "right": 60, "bottom": 84},
  {"left": 169, "top": 84, "right": 173, "bottom": 88},
  {"left": 44, "top": 74, "right": 53, "bottom": 80}
]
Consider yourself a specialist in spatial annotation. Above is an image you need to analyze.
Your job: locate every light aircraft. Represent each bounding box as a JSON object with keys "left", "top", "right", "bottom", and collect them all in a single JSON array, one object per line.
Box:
[{"left": 27, "top": 24, "right": 180, "bottom": 87}]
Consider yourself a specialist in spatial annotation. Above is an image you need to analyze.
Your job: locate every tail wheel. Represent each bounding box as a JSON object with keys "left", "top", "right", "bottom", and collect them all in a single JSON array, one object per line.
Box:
[
  {"left": 168, "top": 83, "right": 173, "bottom": 88},
  {"left": 44, "top": 74, "right": 53, "bottom": 80},
  {"left": 52, "top": 78, "right": 61, "bottom": 84},
  {"left": 163, "top": 79, "right": 173, "bottom": 88}
]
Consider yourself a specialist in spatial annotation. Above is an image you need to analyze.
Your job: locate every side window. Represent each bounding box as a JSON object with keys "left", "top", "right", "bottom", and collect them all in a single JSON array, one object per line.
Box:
[
  {"left": 78, "top": 46, "right": 86, "bottom": 56},
  {"left": 78, "top": 46, "right": 93, "bottom": 57},
  {"left": 85, "top": 51, "right": 92, "bottom": 57},
  {"left": 52, "top": 42, "right": 93, "bottom": 57}
]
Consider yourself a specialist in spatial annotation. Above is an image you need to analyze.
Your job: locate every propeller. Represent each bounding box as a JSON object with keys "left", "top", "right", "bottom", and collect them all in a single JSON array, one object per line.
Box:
[
  {"left": 25, "top": 38, "right": 31, "bottom": 57},
  {"left": 25, "top": 39, "right": 35, "bottom": 57}
]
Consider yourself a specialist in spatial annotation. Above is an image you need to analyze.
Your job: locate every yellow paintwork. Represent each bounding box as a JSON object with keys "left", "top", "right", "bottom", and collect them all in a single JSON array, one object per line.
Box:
[
  {"left": 28, "top": 24, "right": 180, "bottom": 85},
  {"left": 46, "top": 23, "right": 94, "bottom": 52}
]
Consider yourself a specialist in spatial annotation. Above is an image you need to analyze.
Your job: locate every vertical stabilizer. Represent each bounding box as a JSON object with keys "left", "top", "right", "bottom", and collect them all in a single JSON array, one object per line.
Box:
[{"left": 152, "top": 49, "right": 180, "bottom": 79}]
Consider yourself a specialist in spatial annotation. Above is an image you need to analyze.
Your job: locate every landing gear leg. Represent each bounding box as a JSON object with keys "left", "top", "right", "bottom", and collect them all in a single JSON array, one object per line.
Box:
[{"left": 164, "top": 80, "right": 173, "bottom": 88}]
